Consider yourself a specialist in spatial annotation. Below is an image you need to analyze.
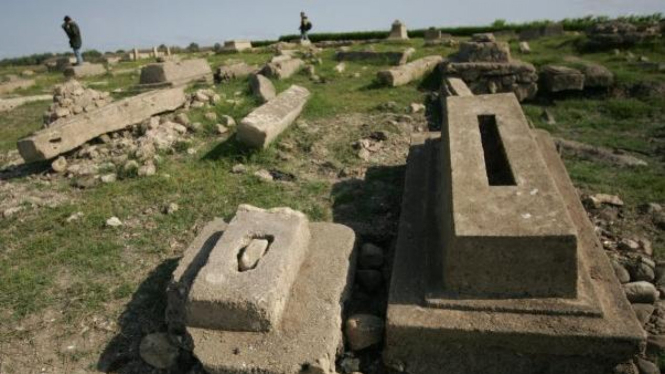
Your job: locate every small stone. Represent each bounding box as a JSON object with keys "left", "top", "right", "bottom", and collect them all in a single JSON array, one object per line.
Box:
[
  {"left": 357, "top": 269, "right": 383, "bottom": 292},
  {"left": 641, "top": 203, "right": 663, "bottom": 215},
  {"left": 66, "top": 212, "right": 84, "bottom": 223},
  {"left": 106, "top": 217, "right": 123, "bottom": 227},
  {"left": 100, "top": 174, "right": 117, "bottom": 183},
  {"left": 138, "top": 162, "right": 156, "bottom": 177},
  {"left": 345, "top": 314, "right": 384, "bottom": 351},
  {"left": 174, "top": 113, "right": 190, "bottom": 127},
  {"left": 541, "top": 108, "right": 556, "bottom": 125},
  {"left": 220, "top": 115, "right": 236, "bottom": 127},
  {"left": 204, "top": 112, "right": 218, "bottom": 121},
  {"left": 357, "top": 148, "right": 371, "bottom": 161},
  {"left": 618, "top": 238, "right": 641, "bottom": 251},
  {"left": 632, "top": 303, "right": 656, "bottom": 326},
  {"left": 51, "top": 156, "right": 68, "bottom": 173},
  {"left": 335, "top": 63, "right": 346, "bottom": 73},
  {"left": 188, "top": 122, "right": 203, "bottom": 132},
  {"left": 238, "top": 239, "right": 269, "bottom": 271},
  {"left": 195, "top": 91, "right": 209, "bottom": 103},
  {"left": 409, "top": 103, "right": 425, "bottom": 113},
  {"left": 339, "top": 357, "right": 361, "bottom": 374},
  {"left": 3, "top": 207, "right": 23, "bottom": 218},
  {"left": 611, "top": 259, "right": 631, "bottom": 283},
  {"left": 639, "top": 238, "right": 654, "bottom": 256},
  {"left": 232, "top": 164, "right": 247, "bottom": 174},
  {"left": 139, "top": 332, "right": 179, "bottom": 369},
  {"left": 123, "top": 160, "right": 139, "bottom": 173},
  {"left": 624, "top": 281, "right": 659, "bottom": 303},
  {"left": 359, "top": 243, "right": 384, "bottom": 269},
  {"left": 613, "top": 361, "right": 638, "bottom": 374},
  {"left": 647, "top": 334, "right": 665, "bottom": 356},
  {"left": 634, "top": 357, "right": 659, "bottom": 374},
  {"left": 254, "top": 169, "right": 273, "bottom": 182},
  {"left": 215, "top": 124, "right": 229, "bottom": 135},
  {"left": 629, "top": 257, "right": 656, "bottom": 282},
  {"left": 585, "top": 193, "right": 624, "bottom": 208},
  {"left": 163, "top": 203, "right": 179, "bottom": 215},
  {"left": 186, "top": 148, "right": 196, "bottom": 155}
]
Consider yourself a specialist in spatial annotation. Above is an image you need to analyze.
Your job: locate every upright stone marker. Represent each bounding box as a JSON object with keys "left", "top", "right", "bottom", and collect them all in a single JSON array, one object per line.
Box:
[
  {"left": 238, "top": 85, "right": 310, "bottom": 148},
  {"left": 384, "top": 92, "right": 645, "bottom": 374},
  {"left": 388, "top": 20, "right": 409, "bottom": 40},
  {"left": 167, "top": 205, "right": 356, "bottom": 374}
]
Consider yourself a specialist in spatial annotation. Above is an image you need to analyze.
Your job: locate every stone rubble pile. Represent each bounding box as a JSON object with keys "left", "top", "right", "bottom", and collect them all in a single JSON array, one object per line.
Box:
[
  {"left": 43, "top": 80, "right": 112, "bottom": 127},
  {"left": 584, "top": 193, "right": 665, "bottom": 372},
  {"left": 586, "top": 21, "right": 661, "bottom": 50},
  {"left": 440, "top": 33, "right": 538, "bottom": 101}
]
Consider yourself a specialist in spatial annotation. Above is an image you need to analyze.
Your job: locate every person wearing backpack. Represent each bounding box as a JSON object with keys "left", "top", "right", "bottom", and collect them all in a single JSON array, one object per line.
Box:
[{"left": 299, "top": 12, "right": 312, "bottom": 42}]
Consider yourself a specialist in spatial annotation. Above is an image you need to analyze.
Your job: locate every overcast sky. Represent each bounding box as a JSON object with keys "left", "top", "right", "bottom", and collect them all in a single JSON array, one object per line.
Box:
[{"left": 0, "top": 0, "right": 662, "bottom": 58}]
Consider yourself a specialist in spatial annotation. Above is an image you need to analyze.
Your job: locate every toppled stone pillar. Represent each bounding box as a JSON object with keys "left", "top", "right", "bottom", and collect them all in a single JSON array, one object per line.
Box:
[
  {"left": 377, "top": 55, "right": 444, "bottom": 87},
  {"left": 63, "top": 63, "right": 107, "bottom": 78},
  {"left": 17, "top": 87, "right": 186, "bottom": 162},
  {"left": 139, "top": 59, "right": 213, "bottom": 87},
  {"left": 222, "top": 40, "right": 252, "bottom": 52},
  {"left": 540, "top": 65, "right": 585, "bottom": 92},
  {"left": 249, "top": 74, "right": 276, "bottom": 103},
  {"left": 442, "top": 77, "right": 474, "bottom": 97},
  {"left": 384, "top": 92, "right": 645, "bottom": 374},
  {"left": 388, "top": 20, "right": 408, "bottom": 40},
  {"left": 261, "top": 58, "right": 304, "bottom": 80},
  {"left": 167, "top": 205, "right": 356, "bottom": 374},
  {"left": 238, "top": 85, "right": 310, "bottom": 148},
  {"left": 214, "top": 62, "right": 259, "bottom": 82}
]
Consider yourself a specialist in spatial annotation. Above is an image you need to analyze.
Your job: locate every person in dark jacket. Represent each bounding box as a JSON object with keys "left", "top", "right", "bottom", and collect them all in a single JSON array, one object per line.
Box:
[
  {"left": 299, "top": 12, "right": 312, "bottom": 41},
  {"left": 62, "top": 16, "right": 83, "bottom": 65}
]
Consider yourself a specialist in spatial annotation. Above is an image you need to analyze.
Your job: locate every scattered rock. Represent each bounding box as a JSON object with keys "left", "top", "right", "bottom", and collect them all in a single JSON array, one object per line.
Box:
[
  {"left": 3, "top": 207, "right": 23, "bottom": 218},
  {"left": 632, "top": 303, "right": 656, "bottom": 326},
  {"left": 629, "top": 257, "right": 656, "bottom": 282},
  {"left": 139, "top": 332, "right": 179, "bottom": 369},
  {"left": 215, "top": 124, "right": 229, "bottom": 135},
  {"left": 541, "top": 108, "right": 556, "bottom": 125},
  {"left": 409, "top": 103, "right": 425, "bottom": 113},
  {"left": 175, "top": 113, "right": 191, "bottom": 127},
  {"left": 204, "top": 112, "right": 217, "bottom": 121},
  {"left": 232, "top": 164, "right": 247, "bottom": 174},
  {"left": 138, "top": 162, "right": 156, "bottom": 177},
  {"left": 624, "top": 281, "right": 659, "bottom": 303},
  {"left": 100, "top": 174, "right": 117, "bottom": 183},
  {"left": 612, "top": 259, "right": 631, "bottom": 283},
  {"left": 619, "top": 238, "right": 641, "bottom": 252},
  {"left": 634, "top": 356, "right": 659, "bottom": 374},
  {"left": 584, "top": 193, "right": 624, "bottom": 208},
  {"left": 220, "top": 115, "right": 236, "bottom": 127},
  {"left": 51, "top": 156, "right": 68, "bottom": 173},
  {"left": 345, "top": 314, "right": 385, "bottom": 351},
  {"left": 66, "top": 212, "right": 84, "bottom": 223},
  {"left": 253, "top": 169, "right": 273, "bottom": 182},
  {"left": 106, "top": 217, "right": 123, "bottom": 227},
  {"left": 335, "top": 63, "right": 347, "bottom": 73},
  {"left": 163, "top": 203, "right": 179, "bottom": 215}
]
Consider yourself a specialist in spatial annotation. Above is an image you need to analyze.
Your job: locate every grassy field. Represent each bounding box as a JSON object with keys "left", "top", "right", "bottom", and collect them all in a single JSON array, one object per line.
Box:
[{"left": 0, "top": 33, "right": 664, "bottom": 373}]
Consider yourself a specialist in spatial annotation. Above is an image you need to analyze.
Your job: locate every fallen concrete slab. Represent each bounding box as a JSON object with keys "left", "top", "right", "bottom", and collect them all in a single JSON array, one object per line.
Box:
[
  {"left": 167, "top": 205, "right": 356, "bottom": 374},
  {"left": 0, "top": 94, "right": 52, "bottom": 113},
  {"left": 238, "top": 85, "right": 310, "bottom": 148},
  {"left": 215, "top": 62, "right": 260, "bottom": 82},
  {"left": 384, "top": 93, "right": 645, "bottom": 374},
  {"left": 0, "top": 79, "right": 35, "bottom": 95},
  {"left": 377, "top": 55, "right": 444, "bottom": 86},
  {"left": 540, "top": 65, "right": 585, "bottom": 92},
  {"left": 336, "top": 49, "right": 414, "bottom": 66},
  {"left": 261, "top": 58, "right": 304, "bottom": 80},
  {"left": 63, "top": 63, "right": 107, "bottom": 78},
  {"left": 139, "top": 59, "right": 213, "bottom": 88},
  {"left": 17, "top": 87, "right": 186, "bottom": 162}
]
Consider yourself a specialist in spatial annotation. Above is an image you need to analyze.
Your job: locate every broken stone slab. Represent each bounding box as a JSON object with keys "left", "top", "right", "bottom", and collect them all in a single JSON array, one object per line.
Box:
[
  {"left": 0, "top": 79, "right": 35, "bottom": 95},
  {"left": 580, "top": 63, "right": 614, "bottom": 88},
  {"left": 186, "top": 205, "right": 311, "bottom": 332},
  {"left": 17, "top": 87, "right": 186, "bottom": 162},
  {"left": 0, "top": 94, "right": 52, "bottom": 113},
  {"left": 441, "top": 61, "right": 538, "bottom": 101},
  {"left": 555, "top": 137, "right": 647, "bottom": 167},
  {"left": 261, "top": 58, "right": 304, "bottom": 80},
  {"left": 442, "top": 77, "right": 474, "bottom": 97},
  {"left": 384, "top": 94, "right": 645, "bottom": 373},
  {"left": 63, "top": 63, "right": 107, "bottom": 78},
  {"left": 336, "top": 49, "right": 414, "bottom": 66},
  {"left": 222, "top": 40, "right": 252, "bottom": 53},
  {"left": 539, "top": 65, "right": 585, "bottom": 92},
  {"left": 238, "top": 85, "right": 310, "bottom": 148},
  {"left": 377, "top": 55, "right": 444, "bottom": 87},
  {"left": 456, "top": 41, "right": 511, "bottom": 63},
  {"left": 249, "top": 74, "right": 276, "bottom": 103},
  {"left": 166, "top": 205, "right": 356, "bottom": 374},
  {"left": 139, "top": 59, "right": 213, "bottom": 88},
  {"left": 215, "top": 62, "right": 260, "bottom": 82}
]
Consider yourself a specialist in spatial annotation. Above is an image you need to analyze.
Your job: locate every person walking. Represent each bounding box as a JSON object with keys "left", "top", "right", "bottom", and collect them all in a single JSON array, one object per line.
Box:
[
  {"left": 62, "top": 16, "right": 83, "bottom": 65},
  {"left": 299, "top": 12, "right": 312, "bottom": 42}
]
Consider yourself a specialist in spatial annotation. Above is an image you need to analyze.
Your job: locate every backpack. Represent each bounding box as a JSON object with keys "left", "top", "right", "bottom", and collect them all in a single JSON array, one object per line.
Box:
[{"left": 305, "top": 21, "right": 312, "bottom": 31}]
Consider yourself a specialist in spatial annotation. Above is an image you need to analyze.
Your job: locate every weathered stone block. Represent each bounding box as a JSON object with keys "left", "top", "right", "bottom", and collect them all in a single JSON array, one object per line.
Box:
[
  {"left": 336, "top": 49, "right": 414, "bottom": 66},
  {"left": 261, "top": 58, "right": 304, "bottom": 80},
  {"left": 249, "top": 74, "right": 276, "bottom": 103},
  {"left": 139, "top": 59, "right": 213, "bottom": 87},
  {"left": 442, "top": 77, "right": 474, "bottom": 97},
  {"left": 187, "top": 205, "right": 311, "bottom": 332},
  {"left": 457, "top": 41, "right": 511, "bottom": 63},
  {"left": 377, "top": 56, "right": 444, "bottom": 87},
  {"left": 63, "top": 63, "right": 107, "bottom": 78},
  {"left": 384, "top": 93, "right": 645, "bottom": 374},
  {"left": 540, "top": 65, "right": 585, "bottom": 92},
  {"left": 17, "top": 88, "right": 186, "bottom": 162},
  {"left": 167, "top": 205, "right": 356, "bottom": 374},
  {"left": 222, "top": 40, "right": 252, "bottom": 52},
  {"left": 215, "top": 62, "right": 259, "bottom": 82},
  {"left": 581, "top": 63, "right": 614, "bottom": 88},
  {"left": 238, "top": 85, "right": 310, "bottom": 148},
  {"left": 388, "top": 20, "right": 408, "bottom": 40}
]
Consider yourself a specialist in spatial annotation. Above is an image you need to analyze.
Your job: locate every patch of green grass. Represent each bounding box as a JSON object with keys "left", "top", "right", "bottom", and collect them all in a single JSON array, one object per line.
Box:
[{"left": 0, "top": 100, "right": 50, "bottom": 152}]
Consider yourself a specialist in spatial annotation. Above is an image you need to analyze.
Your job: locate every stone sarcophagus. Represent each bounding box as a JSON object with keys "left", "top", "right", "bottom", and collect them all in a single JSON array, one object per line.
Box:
[{"left": 384, "top": 93, "right": 645, "bottom": 374}]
